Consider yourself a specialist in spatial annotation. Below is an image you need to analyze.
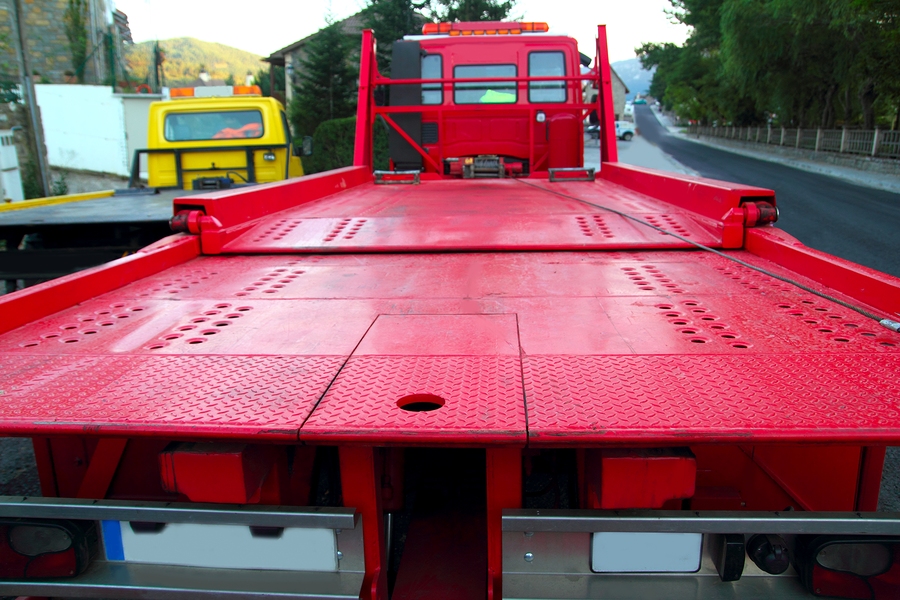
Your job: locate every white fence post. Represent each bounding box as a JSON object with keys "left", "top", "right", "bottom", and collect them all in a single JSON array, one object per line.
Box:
[
  {"left": 872, "top": 128, "right": 881, "bottom": 157},
  {"left": 840, "top": 127, "right": 847, "bottom": 153},
  {"left": 815, "top": 128, "right": 822, "bottom": 152},
  {"left": 796, "top": 128, "right": 802, "bottom": 148},
  {"left": 766, "top": 125, "right": 771, "bottom": 144},
  {"left": 780, "top": 127, "right": 786, "bottom": 145}
]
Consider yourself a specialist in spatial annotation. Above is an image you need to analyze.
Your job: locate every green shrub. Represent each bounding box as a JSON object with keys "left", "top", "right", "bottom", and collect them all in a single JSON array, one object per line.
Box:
[{"left": 304, "top": 116, "right": 390, "bottom": 174}]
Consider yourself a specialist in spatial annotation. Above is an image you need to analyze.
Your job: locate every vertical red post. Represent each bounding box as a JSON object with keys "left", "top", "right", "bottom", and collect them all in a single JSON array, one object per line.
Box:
[
  {"left": 31, "top": 437, "right": 58, "bottom": 497},
  {"left": 76, "top": 438, "right": 127, "bottom": 499},
  {"left": 486, "top": 447, "right": 521, "bottom": 600},
  {"left": 354, "top": 30, "right": 376, "bottom": 170},
  {"left": 595, "top": 25, "right": 619, "bottom": 164},
  {"left": 340, "top": 446, "right": 387, "bottom": 600},
  {"left": 856, "top": 446, "right": 886, "bottom": 511}
]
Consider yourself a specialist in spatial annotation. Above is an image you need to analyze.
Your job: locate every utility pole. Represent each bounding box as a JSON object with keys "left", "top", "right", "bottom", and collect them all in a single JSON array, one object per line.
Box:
[{"left": 9, "top": 0, "right": 50, "bottom": 197}]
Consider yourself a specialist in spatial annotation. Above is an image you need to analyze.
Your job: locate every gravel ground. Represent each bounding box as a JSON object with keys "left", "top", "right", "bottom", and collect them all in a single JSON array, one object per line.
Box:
[
  {"left": 879, "top": 447, "right": 900, "bottom": 511},
  {"left": 0, "top": 437, "right": 40, "bottom": 496}
]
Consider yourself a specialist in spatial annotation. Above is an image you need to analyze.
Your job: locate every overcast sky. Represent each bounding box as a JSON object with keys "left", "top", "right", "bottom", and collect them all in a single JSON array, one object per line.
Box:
[{"left": 113, "top": 0, "right": 688, "bottom": 64}]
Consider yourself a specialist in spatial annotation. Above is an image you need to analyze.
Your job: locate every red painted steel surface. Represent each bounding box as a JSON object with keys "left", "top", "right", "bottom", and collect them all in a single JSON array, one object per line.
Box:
[
  {"left": 221, "top": 179, "right": 723, "bottom": 253},
  {"left": 0, "top": 178, "right": 898, "bottom": 445},
  {"left": 586, "top": 449, "right": 697, "bottom": 509}
]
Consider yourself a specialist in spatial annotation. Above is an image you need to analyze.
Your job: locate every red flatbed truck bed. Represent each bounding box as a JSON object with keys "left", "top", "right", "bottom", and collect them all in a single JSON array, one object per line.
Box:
[{"left": 0, "top": 22, "right": 899, "bottom": 600}]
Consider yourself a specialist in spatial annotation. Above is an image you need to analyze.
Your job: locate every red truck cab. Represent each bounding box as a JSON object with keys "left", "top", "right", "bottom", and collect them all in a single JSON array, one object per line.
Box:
[{"left": 385, "top": 22, "right": 588, "bottom": 176}]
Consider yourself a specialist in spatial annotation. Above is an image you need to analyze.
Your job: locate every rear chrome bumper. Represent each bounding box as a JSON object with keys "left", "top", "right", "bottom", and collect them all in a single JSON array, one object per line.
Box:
[{"left": 0, "top": 496, "right": 364, "bottom": 600}]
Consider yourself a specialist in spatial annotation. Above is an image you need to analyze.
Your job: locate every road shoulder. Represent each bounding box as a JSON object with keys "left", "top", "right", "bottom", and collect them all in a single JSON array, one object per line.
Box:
[{"left": 651, "top": 108, "right": 900, "bottom": 195}]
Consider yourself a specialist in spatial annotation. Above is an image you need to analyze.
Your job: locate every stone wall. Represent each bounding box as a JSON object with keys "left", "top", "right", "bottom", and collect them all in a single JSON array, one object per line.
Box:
[{"left": 0, "top": 0, "right": 110, "bottom": 85}]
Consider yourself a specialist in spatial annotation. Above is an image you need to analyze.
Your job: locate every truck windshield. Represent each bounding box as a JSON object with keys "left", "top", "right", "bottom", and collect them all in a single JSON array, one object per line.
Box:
[
  {"left": 454, "top": 65, "right": 516, "bottom": 104},
  {"left": 164, "top": 110, "right": 264, "bottom": 142}
]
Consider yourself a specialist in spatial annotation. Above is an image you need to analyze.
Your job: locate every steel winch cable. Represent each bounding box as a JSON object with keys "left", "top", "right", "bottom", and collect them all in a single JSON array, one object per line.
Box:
[{"left": 516, "top": 178, "right": 900, "bottom": 333}]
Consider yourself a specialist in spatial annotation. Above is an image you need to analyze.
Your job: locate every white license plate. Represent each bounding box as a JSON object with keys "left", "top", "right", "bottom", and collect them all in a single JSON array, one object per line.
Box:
[
  {"left": 592, "top": 532, "right": 702, "bottom": 573},
  {"left": 102, "top": 521, "right": 337, "bottom": 571}
]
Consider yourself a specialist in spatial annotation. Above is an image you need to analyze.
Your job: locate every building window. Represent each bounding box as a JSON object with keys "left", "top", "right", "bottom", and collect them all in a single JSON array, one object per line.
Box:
[
  {"left": 422, "top": 54, "right": 442, "bottom": 105},
  {"left": 528, "top": 52, "right": 566, "bottom": 103},
  {"left": 454, "top": 64, "right": 517, "bottom": 104}
]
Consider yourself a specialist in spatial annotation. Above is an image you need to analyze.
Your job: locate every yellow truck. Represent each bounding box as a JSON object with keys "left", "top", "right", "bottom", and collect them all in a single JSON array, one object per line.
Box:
[
  {"left": 134, "top": 85, "right": 307, "bottom": 190},
  {"left": 0, "top": 85, "right": 309, "bottom": 289}
]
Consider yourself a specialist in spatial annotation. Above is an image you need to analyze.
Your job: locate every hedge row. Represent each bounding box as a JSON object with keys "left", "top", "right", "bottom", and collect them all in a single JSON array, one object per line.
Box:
[{"left": 302, "top": 116, "right": 390, "bottom": 174}]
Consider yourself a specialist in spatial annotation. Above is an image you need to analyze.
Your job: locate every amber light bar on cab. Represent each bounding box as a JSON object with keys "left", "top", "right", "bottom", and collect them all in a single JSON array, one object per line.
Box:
[
  {"left": 169, "top": 85, "right": 262, "bottom": 99},
  {"left": 422, "top": 21, "right": 549, "bottom": 36}
]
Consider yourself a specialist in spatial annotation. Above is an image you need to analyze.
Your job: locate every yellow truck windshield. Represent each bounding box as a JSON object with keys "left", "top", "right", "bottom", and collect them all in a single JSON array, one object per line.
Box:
[{"left": 164, "top": 110, "right": 264, "bottom": 142}]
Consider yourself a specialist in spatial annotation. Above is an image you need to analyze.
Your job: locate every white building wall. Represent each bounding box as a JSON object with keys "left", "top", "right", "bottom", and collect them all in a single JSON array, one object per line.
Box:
[{"left": 35, "top": 84, "right": 130, "bottom": 176}]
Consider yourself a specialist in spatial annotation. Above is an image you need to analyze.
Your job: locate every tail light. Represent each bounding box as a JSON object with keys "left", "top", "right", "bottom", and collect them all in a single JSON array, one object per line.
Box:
[
  {"left": 798, "top": 536, "right": 900, "bottom": 599},
  {"left": 0, "top": 520, "right": 94, "bottom": 578}
]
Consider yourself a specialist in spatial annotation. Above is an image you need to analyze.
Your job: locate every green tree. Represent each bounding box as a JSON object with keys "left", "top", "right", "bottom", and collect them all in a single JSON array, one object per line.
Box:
[
  {"left": 363, "top": 0, "right": 429, "bottom": 74},
  {"left": 289, "top": 20, "right": 359, "bottom": 137},
  {"left": 646, "top": 0, "right": 900, "bottom": 128},
  {"left": 253, "top": 66, "right": 285, "bottom": 97},
  {"left": 64, "top": 0, "right": 89, "bottom": 83},
  {"left": 430, "top": 0, "right": 516, "bottom": 21}
]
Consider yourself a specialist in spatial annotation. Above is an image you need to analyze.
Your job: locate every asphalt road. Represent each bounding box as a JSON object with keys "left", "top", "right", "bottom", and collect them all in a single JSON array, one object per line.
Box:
[{"left": 634, "top": 104, "right": 900, "bottom": 278}]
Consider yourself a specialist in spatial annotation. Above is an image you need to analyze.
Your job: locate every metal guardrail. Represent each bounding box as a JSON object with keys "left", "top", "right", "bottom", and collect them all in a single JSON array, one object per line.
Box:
[{"left": 687, "top": 125, "right": 900, "bottom": 160}]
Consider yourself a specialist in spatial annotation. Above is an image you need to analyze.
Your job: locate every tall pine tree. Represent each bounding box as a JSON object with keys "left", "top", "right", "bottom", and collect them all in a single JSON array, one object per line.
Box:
[
  {"left": 363, "top": 0, "right": 429, "bottom": 74},
  {"left": 289, "top": 20, "right": 359, "bottom": 137},
  {"left": 430, "top": 0, "right": 516, "bottom": 21}
]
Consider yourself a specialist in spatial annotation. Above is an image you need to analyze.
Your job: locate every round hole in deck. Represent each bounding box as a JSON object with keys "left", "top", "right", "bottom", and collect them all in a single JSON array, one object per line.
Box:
[{"left": 397, "top": 394, "right": 445, "bottom": 412}]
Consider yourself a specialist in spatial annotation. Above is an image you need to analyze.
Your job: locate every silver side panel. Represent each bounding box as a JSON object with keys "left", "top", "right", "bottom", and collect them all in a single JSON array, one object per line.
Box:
[
  {"left": 502, "top": 509, "right": 900, "bottom": 599},
  {"left": 0, "top": 496, "right": 364, "bottom": 600}
]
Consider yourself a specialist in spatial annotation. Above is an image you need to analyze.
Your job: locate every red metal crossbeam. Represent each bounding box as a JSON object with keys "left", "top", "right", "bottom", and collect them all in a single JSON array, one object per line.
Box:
[{"left": 379, "top": 113, "right": 442, "bottom": 172}]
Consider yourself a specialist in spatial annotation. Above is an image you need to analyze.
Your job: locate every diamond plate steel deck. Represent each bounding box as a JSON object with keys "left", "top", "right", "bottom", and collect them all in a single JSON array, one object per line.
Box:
[
  {"left": 221, "top": 180, "right": 720, "bottom": 253},
  {"left": 0, "top": 354, "right": 344, "bottom": 439},
  {"left": 523, "top": 354, "right": 900, "bottom": 445},
  {"left": 300, "top": 355, "right": 526, "bottom": 445},
  {"left": 302, "top": 314, "right": 526, "bottom": 444},
  {"left": 0, "top": 177, "right": 898, "bottom": 444}
]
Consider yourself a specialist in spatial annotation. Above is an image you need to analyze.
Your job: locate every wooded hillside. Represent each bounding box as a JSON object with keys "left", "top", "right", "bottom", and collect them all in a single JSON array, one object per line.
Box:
[{"left": 124, "top": 38, "right": 266, "bottom": 86}]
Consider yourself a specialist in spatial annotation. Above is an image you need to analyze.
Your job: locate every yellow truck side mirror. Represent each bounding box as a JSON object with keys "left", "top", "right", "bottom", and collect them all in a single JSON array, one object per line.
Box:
[{"left": 299, "top": 136, "right": 313, "bottom": 157}]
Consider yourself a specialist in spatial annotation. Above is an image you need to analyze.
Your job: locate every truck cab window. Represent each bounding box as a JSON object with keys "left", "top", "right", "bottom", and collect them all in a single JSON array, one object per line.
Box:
[
  {"left": 454, "top": 64, "right": 516, "bottom": 104},
  {"left": 422, "top": 54, "right": 442, "bottom": 105},
  {"left": 529, "top": 52, "right": 566, "bottom": 103},
  {"left": 164, "top": 110, "right": 264, "bottom": 142}
]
